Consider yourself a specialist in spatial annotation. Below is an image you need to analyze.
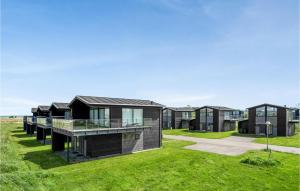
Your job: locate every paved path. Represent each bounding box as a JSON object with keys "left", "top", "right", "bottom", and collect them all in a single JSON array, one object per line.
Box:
[{"left": 164, "top": 135, "right": 300, "bottom": 156}]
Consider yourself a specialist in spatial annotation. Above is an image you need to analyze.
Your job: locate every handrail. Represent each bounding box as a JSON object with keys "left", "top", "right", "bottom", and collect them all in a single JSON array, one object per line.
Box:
[{"left": 52, "top": 118, "right": 158, "bottom": 131}]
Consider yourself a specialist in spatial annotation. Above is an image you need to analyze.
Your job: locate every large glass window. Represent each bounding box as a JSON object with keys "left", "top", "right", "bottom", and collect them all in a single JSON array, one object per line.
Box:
[
  {"left": 122, "top": 108, "right": 143, "bottom": 127},
  {"left": 267, "top": 106, "right": 277, "bottom": 132},
  {"left": 199, "top": 108, "right": 206, "bottom": 130},
  {"left": 207, "top": 108, "right": 214, "bottom": 131},
  {"left": 89, "top": 108, "right": 110, "bottom": 127},
  {"left": 255, "top": 106, "right": 265, "bottom": 124},
  {"left": 163, "top": 109, "right": 172, "bottom": 128}
]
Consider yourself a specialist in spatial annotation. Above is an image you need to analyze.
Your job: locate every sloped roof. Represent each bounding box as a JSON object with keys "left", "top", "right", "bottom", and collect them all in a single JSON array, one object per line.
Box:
[
  {"left": 51, "top": 102, "right": 70, "bottom": 110},
  {"left": 164, "top": 107, "right": 199, "bottom": 112},
  {"left": 31, "top": 108, "right": 38, "bottom": 113},
  {"left": 196, "top": 106, "right": 235, "bottom": 111},
  {"left": 69, "top": 96, "right": 164, "bottom": 107},
  {"left": 37, "top": 105, "right": 50, "bottom": 112},
  {"left": 247, "top": 103, "right": 289, "bottom": 109}
]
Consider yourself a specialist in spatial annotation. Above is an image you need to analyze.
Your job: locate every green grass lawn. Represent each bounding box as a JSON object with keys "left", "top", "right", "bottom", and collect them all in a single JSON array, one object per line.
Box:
[
  {"left": 253, "top": 133, "right": 300, "bottom": 148},
  {"left": 163, "top": 128, "right": 236, "bottom": 139},
  {"left": 1, "top": 122, "right": 300, "bottom": 191}
]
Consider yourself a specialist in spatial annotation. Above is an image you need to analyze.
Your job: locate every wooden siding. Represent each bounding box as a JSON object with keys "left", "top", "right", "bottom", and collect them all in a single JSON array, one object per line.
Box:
[
  {"left": 248, "top": 108, "right": 256, "bottom": 134},
  {"left": 213, "top": 109, "right": 219, "bottom": 132},
  {"left": 277, "top": 107, "right": 287, "bottom": 136},
  {"left": 71, "top": 99, "right": 90, "bottom": 119},
  {"left": 143, "top": 107, "right": 161, "bottom": 150},
  {"left": 86, "top": 134, "right": 122, "bottom": 157},
  {"left": 52, "top": 131, "right": 66, "bottom": 151}
]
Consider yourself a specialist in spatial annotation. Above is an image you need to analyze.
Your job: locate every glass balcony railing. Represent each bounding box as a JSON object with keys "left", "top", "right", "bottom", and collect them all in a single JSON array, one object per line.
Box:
[
  {"left": 26, "top": 116, "right": 37, "bottom": 124},
  {"left": 37, "top": 117, "right": 52, "bottom": 127},
  {"left": 52, "top": 118, "right": 158, "bottom": 131}
]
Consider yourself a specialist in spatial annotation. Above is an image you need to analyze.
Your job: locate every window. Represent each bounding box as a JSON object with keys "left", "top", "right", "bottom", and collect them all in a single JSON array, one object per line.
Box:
[
  {"left": 122, "top": 108, "right": 143, "bottom": 127},
  {"left": 64, "top": 111, "right": 71, "bottom": 119},
  {"left": 89, "top": 108, "right": 110, "bottom": 127},
  {"left": 182, "top": 112, "right": 192, "bottom": 120},
  {"left": 163, "top": 109, "right": 172, "bottom": 128}
]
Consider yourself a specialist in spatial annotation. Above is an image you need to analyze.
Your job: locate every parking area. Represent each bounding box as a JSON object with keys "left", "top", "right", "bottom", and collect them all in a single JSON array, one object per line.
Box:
[{"left": 164, "top": 135, "right": 300, "bottom": 156}]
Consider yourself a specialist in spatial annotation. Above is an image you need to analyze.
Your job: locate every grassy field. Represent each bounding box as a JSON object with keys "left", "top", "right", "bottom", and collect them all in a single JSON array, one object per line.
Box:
[
  {"left": 1, "top": 122, "right": 299, "bottom": 191},
  {"left": 163, "top": 128, "right": 236, "bottom": 139}
]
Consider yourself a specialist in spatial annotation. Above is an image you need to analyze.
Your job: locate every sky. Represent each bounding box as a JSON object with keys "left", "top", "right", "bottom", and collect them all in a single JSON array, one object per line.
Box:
[{"left": 1, "top": 0, "right": 299, "bottom": 115}]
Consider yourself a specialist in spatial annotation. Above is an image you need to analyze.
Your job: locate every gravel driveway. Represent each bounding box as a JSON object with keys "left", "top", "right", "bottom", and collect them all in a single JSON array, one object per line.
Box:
[{"left": 164, "top": 135, "right": 300, "bottom": 156}]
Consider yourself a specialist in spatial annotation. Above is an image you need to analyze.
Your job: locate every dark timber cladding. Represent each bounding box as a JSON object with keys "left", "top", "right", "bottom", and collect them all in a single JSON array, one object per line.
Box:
[
  {"left": 36, "top": 105, "right": 51, "bottom": 144},
  {"left": 162, "top": 107, "right": 198, "bottom": 129},
  {"left": 37, "top": 105, "right": 50, "bottom": 117},
  {"left": 193, "top": 106, "right": 236, "bottom": 132},
  {"left": 49, "top": 102, "right": 70, "bottom": 117},
  {"left": 243, "top": 103, "right": 295, "bottom": 136},
  {"left": 52, "top": 96, "right": 164, "bottom": 159}
]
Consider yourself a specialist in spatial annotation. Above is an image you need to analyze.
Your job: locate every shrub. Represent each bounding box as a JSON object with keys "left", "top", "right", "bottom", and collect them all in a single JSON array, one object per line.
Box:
[{"left": 240, "top": 156, "right": 281, "bottom": 167}]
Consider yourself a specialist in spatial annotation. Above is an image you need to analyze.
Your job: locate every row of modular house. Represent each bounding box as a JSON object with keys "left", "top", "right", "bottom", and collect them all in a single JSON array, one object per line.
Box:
[
  {"left": 23, "top": 96, "right": 299, "bottom": 162},
  {"left": 162, "top": 104, "right": 299, "bottom": 136},
  {"left": 23, "top": 96, "right": 164, "bottom": 162},
  {"left": 163, "top": 106, "right": 244, "bottom": 132}
]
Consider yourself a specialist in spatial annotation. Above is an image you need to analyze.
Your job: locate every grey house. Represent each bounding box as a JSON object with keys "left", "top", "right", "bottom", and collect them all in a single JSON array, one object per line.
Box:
[
  {"left": 162, "top": 107, "right": 197, "bottom": 129},
  {"left": 192, "top": 106, "right": 241, "bottom": 132},
  {"left": 238, "top": 103, "right": 297, "bottom": 136},
  {"left": 51, "top": 96, "right": 164, "bottom": 161}
]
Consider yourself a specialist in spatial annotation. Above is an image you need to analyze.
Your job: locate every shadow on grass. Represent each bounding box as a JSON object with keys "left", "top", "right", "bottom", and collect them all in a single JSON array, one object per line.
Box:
[
  {"left": 12, "top": 133, "right": 32, "bottom": 138},
  {"left": 23, "top": 149, "right": 67, "bottom": 169},
  {"left": 18, "top": 139, "right": 43, "bottom": 147},
  {"left": 11, "top": 129, "right": 24, "bottom": 133}
]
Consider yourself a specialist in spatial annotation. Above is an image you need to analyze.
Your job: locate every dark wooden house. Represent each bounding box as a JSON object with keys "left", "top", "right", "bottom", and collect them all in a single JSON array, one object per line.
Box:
[
  {"left": 36, "top": 103, "right": 71, "bottom": 144},
  {"left": 238, "top": 103, "right": 297, "bottom": 136},
  {"left": 25, "top": 108, "right": 38, "bottom": 135},
  {"left": 49, "top": 102, "right": 71, "bottom": 119},
  {"left": 36, "top": 105, "right": 51, "bottom": 143},
  {"left": 192, "top": 106, "right": 240, "bottom": 132},
  {"left": 51, "top": 96, "right": 164, "bottom": 161},
  {"left": 162, "top": 107, "right": 198, "bottom": 129}
]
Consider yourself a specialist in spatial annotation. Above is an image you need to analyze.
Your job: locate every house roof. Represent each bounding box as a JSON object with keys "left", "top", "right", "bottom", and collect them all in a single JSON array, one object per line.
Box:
[
  {"left": 247, "top": 103, "right": 289, "bottom": 110},
  {"left": 50, "top": 102, "right": 70, "bottom": 110},
  {"left": 164, "top": 107, "right": 199, "bottom": 112},
  {"left": 31, "top": 108, "right": 38, "bottom": 113},
  {"left": 196, "top": 106, "right": 235, "bottom": 111},
  {"left": 37, "top": 105, "right": 50, "bottom": 112},
  {"left": 69, "top": 96, "right": 164, "bottom": 108}
]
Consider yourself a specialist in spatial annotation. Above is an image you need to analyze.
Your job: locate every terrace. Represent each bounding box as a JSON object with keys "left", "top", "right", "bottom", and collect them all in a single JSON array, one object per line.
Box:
[
  {"left": 52, "top": 118, "right": 159, "bottom": 136},
  {"left": 36, "top": 117, "right": 52, "bottom": 128},
  {"left": 26, "top": 116, "right": 36, "bottom": 125}
]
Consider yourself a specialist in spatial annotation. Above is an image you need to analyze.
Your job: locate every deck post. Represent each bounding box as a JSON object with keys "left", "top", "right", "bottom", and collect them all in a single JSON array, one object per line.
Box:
[
  {"left": 43, "top": 128, "right": 46, "bottom": 144},
  {"left": 67, "top": 136, "right": 70, "bottom": 163}
]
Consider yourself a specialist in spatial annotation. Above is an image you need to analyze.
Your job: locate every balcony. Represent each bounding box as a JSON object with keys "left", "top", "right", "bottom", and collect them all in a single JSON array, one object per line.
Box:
[
  {"left": 36, "top": 117, "right": 52, "bottom": 128},
  {"left": 26, "top": 116, "right": 36, "bottom": 124},
  {"left": 52, "top": 118, "right": 158, "bottom": 136}
]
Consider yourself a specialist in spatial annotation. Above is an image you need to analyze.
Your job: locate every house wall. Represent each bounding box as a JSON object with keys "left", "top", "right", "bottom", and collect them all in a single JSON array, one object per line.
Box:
[
  {"left": 218, "top": 110, "right": 224, "bottom": 132},
  {"left": 71, "top": 100, "right": 90, "bottom": 119},
  {"left": 174, "top": 111, "right": 183, "bottom": 129},
  {"left": 122, "top": 132, "right": 143, "bottom": 154},
  {"left": 193, "top": 109, "right": 200, "bottom": 130},
  {"left": 37, "top": 110, "right": 50, "bottom": 117},
  {"left": 50, "top": 107, "right": 66, "bottom": 117},
  {"left": 213, "top": 109, "right": 219, "bottom": 132},
  {"left": 248, "top": 108, "right": 256, "bottom": 134},
  {"left": 277, "top": 107, "right": 287, "bottom": 136},
  {"left": 86, "top": 134, "right": 122, "bottom": 157},
  {"left": 171, "top": 110, "right": 176, "bottom": 128}
]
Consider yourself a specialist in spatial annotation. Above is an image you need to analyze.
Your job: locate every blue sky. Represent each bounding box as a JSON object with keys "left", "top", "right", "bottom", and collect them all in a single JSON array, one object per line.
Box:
[{"left": 1, "top": 0, "right": 299, "bottom": 115}]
